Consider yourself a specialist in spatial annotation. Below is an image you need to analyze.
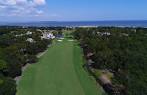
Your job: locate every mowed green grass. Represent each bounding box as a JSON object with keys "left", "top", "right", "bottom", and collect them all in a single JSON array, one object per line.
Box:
[{"left": 17, "top": 39, "right": 104, "bottom": 95}]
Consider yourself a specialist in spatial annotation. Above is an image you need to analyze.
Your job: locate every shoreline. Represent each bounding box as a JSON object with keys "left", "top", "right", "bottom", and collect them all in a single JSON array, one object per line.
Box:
[{"left": 1, "top": 20, "right": 147, "bottom": 28}]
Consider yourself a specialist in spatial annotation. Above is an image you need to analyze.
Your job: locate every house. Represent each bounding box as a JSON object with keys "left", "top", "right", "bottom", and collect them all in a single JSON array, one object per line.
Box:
[
  {"left": 26, "top": 38, "right": 34, "bottom": 43},
  {"left": 47, "top": 33, "right": 55, "bottom": 39},
  {"left": 41, "top": 32, "right": 55, "bottom": 39},
  {"left": 97, "top": 32, "right": 111, "bottom": 36},
  {"left": 26, "top": 31, "right": 32, "bottom": 35}
]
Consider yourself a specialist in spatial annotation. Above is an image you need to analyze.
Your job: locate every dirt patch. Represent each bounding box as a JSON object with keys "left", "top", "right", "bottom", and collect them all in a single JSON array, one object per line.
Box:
[
  {"left": 37, "top": 50, "right": 48, "bottom": 58},
  {"left": 15, "top": 48, "right": 49, "bottom": 85},
  {"left": 14, "top": 64, "right": 31, "bottom": 85}
]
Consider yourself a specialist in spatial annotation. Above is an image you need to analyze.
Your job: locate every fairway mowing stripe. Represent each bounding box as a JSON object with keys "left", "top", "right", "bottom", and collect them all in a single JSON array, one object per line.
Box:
[
  {"left": 72, "top": 42, "right": 105, "bottom": 95},
  {"left": 16, "top": 39, "right": 104, "bottom": 95}
]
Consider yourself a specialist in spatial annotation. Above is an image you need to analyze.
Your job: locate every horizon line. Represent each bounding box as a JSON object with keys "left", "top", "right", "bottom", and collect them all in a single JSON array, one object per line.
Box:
[{"left": 1, "top": 20, "right": 147, "bottom": 23}]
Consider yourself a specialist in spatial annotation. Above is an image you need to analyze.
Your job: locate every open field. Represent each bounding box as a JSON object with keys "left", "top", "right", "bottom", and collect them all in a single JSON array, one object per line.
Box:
[{"left": 16, "top": 39, "right": 104, "bottom": 95}]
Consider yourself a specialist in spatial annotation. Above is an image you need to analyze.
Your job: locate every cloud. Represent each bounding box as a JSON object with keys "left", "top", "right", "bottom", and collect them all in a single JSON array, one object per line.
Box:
[
  {"left": 34, "top": 0, "right": 46, "bottom": 5},
  {"left": 0, "top": 0, "right": 46, "bottom": 6},
  {"left": 0, "top": 0, "right": 46, "bottom": 17}
]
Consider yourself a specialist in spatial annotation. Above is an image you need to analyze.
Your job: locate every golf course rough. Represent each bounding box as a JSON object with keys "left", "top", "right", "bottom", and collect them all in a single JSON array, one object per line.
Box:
[{"left": 16, "top": 39, "right": 105, "bottom": 95}]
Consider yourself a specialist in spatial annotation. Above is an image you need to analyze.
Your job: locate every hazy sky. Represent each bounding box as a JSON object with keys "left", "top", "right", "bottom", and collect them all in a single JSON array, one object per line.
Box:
[{"left": 0, "top": 0, "right": 147, "bottom": 22}]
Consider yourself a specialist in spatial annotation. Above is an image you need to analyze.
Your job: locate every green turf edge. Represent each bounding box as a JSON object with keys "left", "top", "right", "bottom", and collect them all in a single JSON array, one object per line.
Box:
[{"left": 72, "top": 41, "right": 106, "bottom": 95}]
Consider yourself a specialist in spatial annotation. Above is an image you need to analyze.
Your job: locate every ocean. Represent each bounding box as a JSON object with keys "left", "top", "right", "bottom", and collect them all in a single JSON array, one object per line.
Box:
[{"left": 1, "top": 20, "right": 147, "bottom": 27}]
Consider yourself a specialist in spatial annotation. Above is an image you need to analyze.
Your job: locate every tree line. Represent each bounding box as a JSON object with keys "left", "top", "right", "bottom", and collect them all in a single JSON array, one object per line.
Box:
[
  {"left": 0, "top": 26, "right": 63, "bottom": 95},
  {"left": 73, "top": 27, "right": 147, "bottom": 95}
]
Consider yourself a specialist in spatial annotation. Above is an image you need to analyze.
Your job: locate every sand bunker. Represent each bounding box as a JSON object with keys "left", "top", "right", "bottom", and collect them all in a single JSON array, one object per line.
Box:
[
  {"left": 57, "top": 40, "right": 63, "bottom": 42},
  {"left": 59, "top": 38, "right": 64, "bottom": 40},
  {"left": 68, "top": 40, "right": 74, "bottom": 41}
]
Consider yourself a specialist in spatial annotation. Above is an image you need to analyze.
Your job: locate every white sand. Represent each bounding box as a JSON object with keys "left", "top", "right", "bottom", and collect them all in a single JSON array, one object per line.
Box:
[
  {"left": 68, "top": 40, "right": 74, "bottom": 41},
  {"left": 37, "top": 49, "right": 48, "bottom": 58},
  {"left": 59, "top": 38, "right": 64, "bottom": 40},
  {"left": 14, "top": 64, "right": 30, "bottom": 85},
  {"left": 57, "top": 40, "right": 63, "bottom": 42}
]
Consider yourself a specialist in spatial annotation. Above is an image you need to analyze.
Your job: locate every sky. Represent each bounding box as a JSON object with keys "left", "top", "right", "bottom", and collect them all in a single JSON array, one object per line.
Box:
[{"left": 0, "top": 0, "right": 147, "bottom": 22}]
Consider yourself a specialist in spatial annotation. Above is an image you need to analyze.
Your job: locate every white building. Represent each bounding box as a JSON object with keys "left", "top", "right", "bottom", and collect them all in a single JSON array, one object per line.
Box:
[
  {"left": 97, "top": 32, "right": 111, "bottom": 36},
  {"left": 26, "top": 31, "right": 32, "bottom": 35},
  {"left": 26, "top": 38, "right": 34, "bottom": 43},
  {"left": 41, "top": 32, "right": 55, "bottom": 39}
]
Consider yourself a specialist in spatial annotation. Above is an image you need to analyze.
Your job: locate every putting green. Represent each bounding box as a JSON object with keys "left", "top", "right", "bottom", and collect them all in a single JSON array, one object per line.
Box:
[{"left": 16, "top": 39, "right": 104, "bottom": 95}]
